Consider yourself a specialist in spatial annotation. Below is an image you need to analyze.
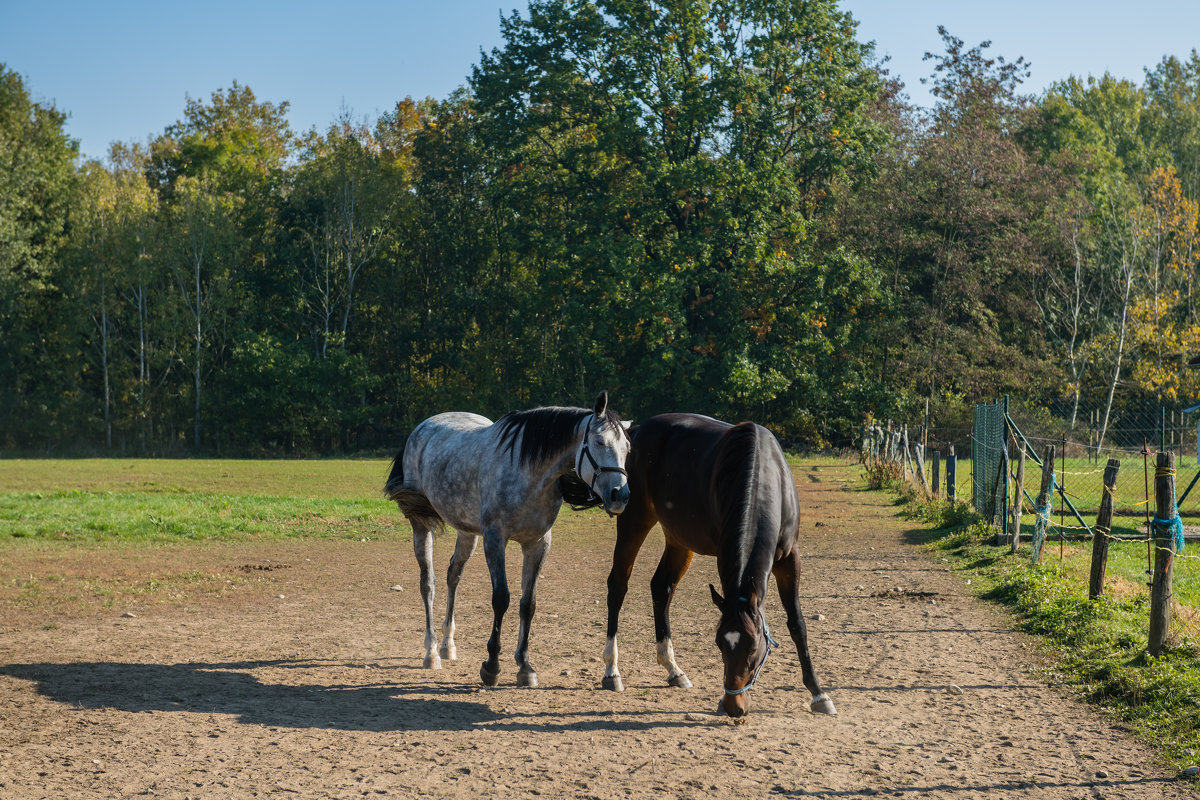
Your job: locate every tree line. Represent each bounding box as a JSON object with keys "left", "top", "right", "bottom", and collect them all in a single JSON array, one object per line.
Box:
[{"left": 2, "top": 1, "right": 1199, "bottom": 455}]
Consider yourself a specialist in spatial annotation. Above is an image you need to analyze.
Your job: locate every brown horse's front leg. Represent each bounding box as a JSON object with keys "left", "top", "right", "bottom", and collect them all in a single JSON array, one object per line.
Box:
[
  {"left": 774, "top": 551, "right": 836, "bottom": 715},
  {"left": 603, "top": 508, "right": 656, "bottom": 691},
  {"left": 650, "top": 544, "right": 695, "bottom": 688}
]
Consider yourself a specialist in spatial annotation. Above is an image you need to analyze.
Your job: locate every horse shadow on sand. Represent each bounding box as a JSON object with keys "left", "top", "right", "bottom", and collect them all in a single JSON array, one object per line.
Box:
[{"left": 0, "top": 659, "right": 695, "bottom": 734}]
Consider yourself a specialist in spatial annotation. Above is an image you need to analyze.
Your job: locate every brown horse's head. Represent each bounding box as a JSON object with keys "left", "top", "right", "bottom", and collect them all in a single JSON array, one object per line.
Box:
[{"left": 710, "top": 584, "right": 772, "bottom": 718}]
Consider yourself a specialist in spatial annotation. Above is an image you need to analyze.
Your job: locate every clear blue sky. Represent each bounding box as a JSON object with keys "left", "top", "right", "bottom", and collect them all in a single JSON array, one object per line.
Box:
[{"left": 2, "top": 0, "right": 1198, "bottom": 161}]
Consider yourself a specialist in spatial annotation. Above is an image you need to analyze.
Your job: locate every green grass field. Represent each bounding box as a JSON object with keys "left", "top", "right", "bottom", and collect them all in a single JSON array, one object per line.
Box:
[
  {"left": 904, "top": 452, "right": 1200, "bottom": 610},
  {"left": 0, "top": 458, "right": 625, "bottom": 546},
  {"left": 0, "top": 459, "right": 397, "bottom": 543}
]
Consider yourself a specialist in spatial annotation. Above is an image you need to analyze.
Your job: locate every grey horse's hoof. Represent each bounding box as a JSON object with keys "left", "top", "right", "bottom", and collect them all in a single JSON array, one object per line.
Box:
[
  {"left": 439, "top": 643, "right": 456, "bottom": 661},
  {"left": 480, "top": 661, "right": 501, "bottom": 686},
  {"left": 516, "top": 668, "right": 538, "bottom": 688},
  {"left": 602, "top": 675, "right": 625, "bottom": 692},
  {"left": 667, "top": 673, "right": 692, "bottom": 689},
  {"left": 423, "top": 654, "right": 442, "bottom": 669},
  {"left": 810, "top": 694, "right": 837, "bottom": 715}
]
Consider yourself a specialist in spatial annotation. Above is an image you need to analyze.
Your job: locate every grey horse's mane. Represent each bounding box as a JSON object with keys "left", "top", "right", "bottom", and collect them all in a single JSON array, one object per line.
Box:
[{"left": 496, "top": 406, "right": 624, "bottom": 468}]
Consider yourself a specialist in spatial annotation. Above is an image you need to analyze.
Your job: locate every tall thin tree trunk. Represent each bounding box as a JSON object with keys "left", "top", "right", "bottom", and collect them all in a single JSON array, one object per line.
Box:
[
  {"left": 1099, "top": 277, "right": 1133, "bottom": 450},
  {"left": 100, "top": 264, "right": 112, "bottom": 449}
]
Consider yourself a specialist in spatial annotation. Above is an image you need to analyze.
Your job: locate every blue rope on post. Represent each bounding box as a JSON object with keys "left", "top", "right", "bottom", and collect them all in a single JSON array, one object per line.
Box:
[
  {"left": 1031, "top": 474, "right": 1056, "bottom": 564},
  {"left": 1152, "top": 513, "right": 1186, "bottom": 554}
]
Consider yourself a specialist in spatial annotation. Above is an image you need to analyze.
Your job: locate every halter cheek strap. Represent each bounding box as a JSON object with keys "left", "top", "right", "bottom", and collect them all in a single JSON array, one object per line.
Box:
[{"left": 723, "top": 603, "right": 780, "bottom": 697}]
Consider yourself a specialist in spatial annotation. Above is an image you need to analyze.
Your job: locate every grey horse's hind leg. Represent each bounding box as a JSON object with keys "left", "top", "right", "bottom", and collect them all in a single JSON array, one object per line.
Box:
[
  {"left": 412, "top": 522, "right": 441, "bottom": 669},
  {"left": 440, "top": 530, "right": 478, "bottom": 661},
  {"left": 774, "top": 551, "right": 836, "bottom": 715},
  {"left": 514, "top": 533, "right": 552, "bottom": 688},
  {"left": 479, "top": 525, "right": 509, "bottom": 686}
]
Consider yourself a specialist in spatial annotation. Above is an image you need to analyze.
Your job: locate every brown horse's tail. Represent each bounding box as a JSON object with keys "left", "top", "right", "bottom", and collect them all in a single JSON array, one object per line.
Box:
[{"left": 384, "top": 448, "right": 445, "bottom": 533}]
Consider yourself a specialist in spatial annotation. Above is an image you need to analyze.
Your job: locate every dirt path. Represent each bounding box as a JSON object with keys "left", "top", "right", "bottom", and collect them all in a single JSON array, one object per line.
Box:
[{"left": 0, "top": 458, "right": 1194, "bottom": 799}]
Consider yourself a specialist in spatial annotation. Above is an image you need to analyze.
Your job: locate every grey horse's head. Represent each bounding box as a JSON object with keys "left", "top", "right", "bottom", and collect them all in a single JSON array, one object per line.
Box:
[{"left": 576, "top": 391, "right": 632, "bottom": 515}]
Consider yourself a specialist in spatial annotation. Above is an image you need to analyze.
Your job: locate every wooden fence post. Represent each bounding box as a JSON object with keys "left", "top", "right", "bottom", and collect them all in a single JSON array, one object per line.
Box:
[
  {"left": 1088, "top": 458, "right": 1121, "bottom": 599},
  {"left": 946, "top": 447, "right": 957, "bottom": 503},
  {"left": 992, "top": 448, "right": 1009, "bottom": 544},
  {"left": 1032, "top": 445, "right": 1056, "bottom": 566},
  {"left": 1010, "top": 444, "right": 1026, "bottom": 553},
  {"left": 1149, "top": 451, "right": 1177, "bottom": 656},
  {"left": 931, "top": 449, "right": 941, "bottom": 500},
  {"left": 901, "top": 426, "right": 912, "bottom": 484},
  {"left": 913, "top": 442, "right": 930, "bottom": 495}
]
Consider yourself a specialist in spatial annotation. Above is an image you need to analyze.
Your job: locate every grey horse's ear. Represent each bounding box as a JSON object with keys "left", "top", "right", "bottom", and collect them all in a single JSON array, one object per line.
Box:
[
  {"left": 709, "top": 584, "right": 724, "bottom": 608},
  {"left": 593, "top": 390, "right": 608, "bottom": 417},
  {"left": 621, "top": 420, "right": 633, "bottom": 431}
]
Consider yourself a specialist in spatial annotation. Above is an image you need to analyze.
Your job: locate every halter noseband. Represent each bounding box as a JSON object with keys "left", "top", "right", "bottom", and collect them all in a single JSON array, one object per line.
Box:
[
  {"left": 723, "top": 601, "right": 780, "bottom": 697},
  {"left": 574, "top": 413, "right": 629, "bottom": 515}
]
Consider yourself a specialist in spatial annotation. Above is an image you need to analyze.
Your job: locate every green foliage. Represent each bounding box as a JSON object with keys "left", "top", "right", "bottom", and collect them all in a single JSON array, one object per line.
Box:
[
  {"left": 471, "top": 0, "right": 890, "bottom": 426},
  {"left": 0, "top": 65, "right": 82, "bottom": 448},
  {"left": 5, "top": 29, "right": 1200, "bottom": 454},
  {"left": 902, "top": 496, "right": 977, "bottom": 530},
  {"left": 218, "top": 332, "right": 377, "bottom": 453}
]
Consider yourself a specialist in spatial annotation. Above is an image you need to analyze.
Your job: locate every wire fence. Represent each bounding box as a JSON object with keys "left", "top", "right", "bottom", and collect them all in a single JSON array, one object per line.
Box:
[
  {"left": 864, "top": 396, "right": 1200, "bottom": 647},
  {"left": 974, "top": 396, "right": 1200, "bottom": 647}
]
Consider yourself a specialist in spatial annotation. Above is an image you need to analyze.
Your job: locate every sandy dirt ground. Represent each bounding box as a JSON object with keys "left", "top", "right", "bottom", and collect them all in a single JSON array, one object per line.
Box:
[{"left": 1, "top": 458, "right": 1196, "bottom": 799}]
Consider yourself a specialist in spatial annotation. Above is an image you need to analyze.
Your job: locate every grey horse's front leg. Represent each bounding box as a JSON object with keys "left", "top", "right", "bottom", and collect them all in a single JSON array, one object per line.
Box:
[
  {"left": 440, "top": 529, "right": 478, "bottom": 661},
  {"left": 514, "top": 533, "right": 552, "bottom": 687},
  {"left": 480, "top": 526, "right": 509, "bottom": 686}
]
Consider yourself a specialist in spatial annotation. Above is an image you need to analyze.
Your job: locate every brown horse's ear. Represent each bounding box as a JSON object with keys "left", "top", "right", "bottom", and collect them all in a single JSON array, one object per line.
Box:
[
  {"left": 709, "top": 584, "right": 724, "bottom": 608},
  {"left": 593, "top": 390, "right": 608, "bottom": 417}
]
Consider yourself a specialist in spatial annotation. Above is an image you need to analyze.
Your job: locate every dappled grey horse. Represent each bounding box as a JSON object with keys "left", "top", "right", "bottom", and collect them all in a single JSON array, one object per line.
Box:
[{"left": 386, "top": 392, "right": 631, "bottom": 687}]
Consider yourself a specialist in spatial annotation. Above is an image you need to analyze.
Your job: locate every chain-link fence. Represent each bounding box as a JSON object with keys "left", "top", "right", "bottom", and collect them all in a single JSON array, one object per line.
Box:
[
  {"left": 1006, "top": 396, "right": 1200, "bottom": 523},
  {"left": 970, "top": 395, "right": 1200, "bottom": 646}
]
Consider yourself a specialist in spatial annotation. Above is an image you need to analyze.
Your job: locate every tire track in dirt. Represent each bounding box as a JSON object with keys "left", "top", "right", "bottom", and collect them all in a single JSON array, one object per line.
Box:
[{"left": 0, "top": 458, "right": 1195, "bottom": 798}]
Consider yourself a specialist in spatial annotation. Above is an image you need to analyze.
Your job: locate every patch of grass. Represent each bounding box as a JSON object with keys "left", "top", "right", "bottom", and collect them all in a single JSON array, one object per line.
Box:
[
  {"left": 0, "top": 458, "right": 400, "bottom": 544},
  {"left": 0, "top": 490, "right": 397, "bottom": 544},
  {"left": 0, "top": 458, "right": 391, "bottom": 499},
  {"left": 896, "top": 492, "right": 1200, "bottom": 771}
]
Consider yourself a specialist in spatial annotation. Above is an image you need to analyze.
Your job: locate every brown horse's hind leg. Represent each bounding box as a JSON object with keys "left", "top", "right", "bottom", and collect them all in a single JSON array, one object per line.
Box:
[
  {"left": 650, "top": 543, "right": 695, "bottom": 688},
  {"left": 774, "top": 551, "right": 837, "bottom": 715},
  {"left": 603, "top": 505, "right": 657, "bottom": 691}
]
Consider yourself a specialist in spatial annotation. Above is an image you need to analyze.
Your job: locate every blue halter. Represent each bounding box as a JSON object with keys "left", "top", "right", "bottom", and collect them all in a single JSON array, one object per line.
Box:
[{"left": 723, "top": 603, "right": 781, "bottom": 697}]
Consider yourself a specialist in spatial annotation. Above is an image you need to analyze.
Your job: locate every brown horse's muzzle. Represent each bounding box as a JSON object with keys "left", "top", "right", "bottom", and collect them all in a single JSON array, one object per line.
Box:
[{"left": 720, "top": 691, "right": 750, "bottom": 718}]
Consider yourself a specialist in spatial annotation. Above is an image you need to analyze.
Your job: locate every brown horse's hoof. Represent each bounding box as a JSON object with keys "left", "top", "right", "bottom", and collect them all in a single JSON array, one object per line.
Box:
[
  {"left": 602, "top": 675, "right": 624, "bottom": 692},
  {"left": 810, "top": 694, "right": 837, "bottom": 715},
  {"left": 667, "top": 673, "right": 692, "bottom": 689},
  {"left": 480, "top": 661, "right": 501, "bottom": 686},
  {"left": 516, "top": 668, "right": 538, "bottom": 688}
]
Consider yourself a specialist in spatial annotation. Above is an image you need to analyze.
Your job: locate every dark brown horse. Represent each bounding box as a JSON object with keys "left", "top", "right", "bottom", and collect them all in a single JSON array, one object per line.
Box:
[{"left": 600, "top": 413, "right": 836, "bottom": 718}]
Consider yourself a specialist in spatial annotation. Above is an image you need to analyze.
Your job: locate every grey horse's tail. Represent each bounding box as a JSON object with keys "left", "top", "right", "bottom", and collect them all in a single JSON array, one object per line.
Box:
[{"left": 384, "top": 448, "right": 445, "bottom": 533}]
